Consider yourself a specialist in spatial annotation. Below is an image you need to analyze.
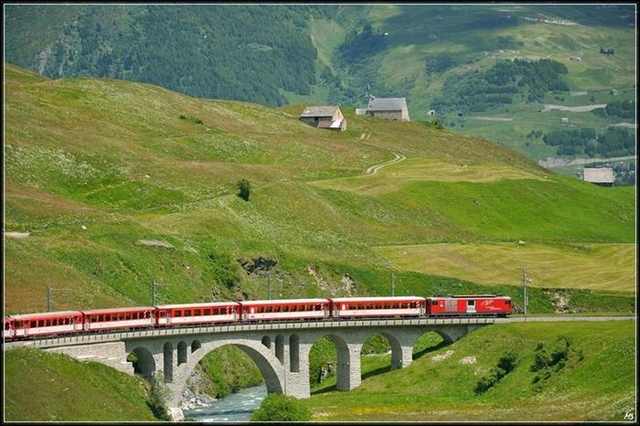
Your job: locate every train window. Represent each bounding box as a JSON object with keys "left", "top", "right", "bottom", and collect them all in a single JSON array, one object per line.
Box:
[{"left": 176, "top": 311, "right": 182, "bottom": 317}]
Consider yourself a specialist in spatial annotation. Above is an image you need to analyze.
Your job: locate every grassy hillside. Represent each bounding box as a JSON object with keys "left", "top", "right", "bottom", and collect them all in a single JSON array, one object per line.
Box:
[
  {"left": 4, "top": 63, "right": 635, "bottom": 316},
  {"left": 375, "top": 242, "right": 635, "bottom": 292},
  {"left": 4, "top": 347, "right": 158, "bottom": 421},
  {"left": 302, "top": 321, "right": 636, "bottom": 421},
  {"left": 3, "top": 62, "right": 635, "bottom": 420}
]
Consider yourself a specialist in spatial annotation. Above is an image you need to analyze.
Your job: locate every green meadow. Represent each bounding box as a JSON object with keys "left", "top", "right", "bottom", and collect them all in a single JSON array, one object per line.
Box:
[{"left": 302, "top": 321, "right": 636, "bottom": 421}]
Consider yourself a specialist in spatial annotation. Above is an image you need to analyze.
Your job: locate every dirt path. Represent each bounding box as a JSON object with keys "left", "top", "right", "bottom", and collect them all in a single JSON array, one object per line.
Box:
[
  {"left": 365, "top": 152, "right": 406, "bottom": 176},
  {"left": 469, "top": 116, "right": 513, "bottom": 122},
  {"left": 542, "top": 104, "right": 606, "bottom": 112}
]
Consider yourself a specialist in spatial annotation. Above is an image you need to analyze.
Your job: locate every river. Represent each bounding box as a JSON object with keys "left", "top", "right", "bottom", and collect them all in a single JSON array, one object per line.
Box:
[{"left": 183, "top": 385, "right": 267, "bottom": 422}]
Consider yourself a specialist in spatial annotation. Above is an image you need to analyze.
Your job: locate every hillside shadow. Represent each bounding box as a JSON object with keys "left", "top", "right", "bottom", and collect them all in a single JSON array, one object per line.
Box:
[
  {"left": 412, "top": 340, "right": 450, "bottom": 361},
  {"left": 361, "top": 364, "right": 391, "bottom": 380},
  {"left": 311, "top": 383, "right": 337, "bottom": 395}
]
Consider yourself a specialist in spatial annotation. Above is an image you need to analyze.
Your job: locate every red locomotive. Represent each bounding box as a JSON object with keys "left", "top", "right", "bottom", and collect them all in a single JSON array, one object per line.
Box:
[
  {"left": 4, "top": 294, "right": 511, "bottom": 341},
  {"left": 427, "top": 295, "right": 512, "bottom": 316}
]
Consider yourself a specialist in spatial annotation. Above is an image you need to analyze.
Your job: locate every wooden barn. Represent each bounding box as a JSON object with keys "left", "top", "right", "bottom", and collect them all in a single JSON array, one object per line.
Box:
[
  {"left": 366, "top": 96, "right": 410, "bottom": 121},
  {"left": 299, "top": 106, "right": 347, "bottom": 131}
]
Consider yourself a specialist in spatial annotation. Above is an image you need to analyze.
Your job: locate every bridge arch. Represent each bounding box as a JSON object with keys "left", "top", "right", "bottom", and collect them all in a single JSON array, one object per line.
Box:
[
  {"left": 177, "top": 341, "right": 188, "bottom": 365},
  {"left": 164, "top": 342, "right": 174, "bottom": 383},
  {"left": 359, "top": 331, "right": 406, "bottom": 371},
  {"left": 308, "top": 333, "right": 351, "bottom": 393},
  {"left": 168, "top": 338, "right": 285, "bottom": 409},
  {"left": 129, "top": 346, "right": 156, "bottom": 379}
]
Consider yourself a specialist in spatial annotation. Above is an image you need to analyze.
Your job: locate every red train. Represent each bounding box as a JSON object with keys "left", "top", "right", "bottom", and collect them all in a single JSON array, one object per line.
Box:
[{"left": 3, "top": 295, "right": 511, "bottom": 341}]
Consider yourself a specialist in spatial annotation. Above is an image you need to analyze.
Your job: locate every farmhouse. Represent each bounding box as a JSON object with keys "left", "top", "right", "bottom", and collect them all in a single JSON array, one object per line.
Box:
[
  {"left": 366, "top": 96, "right": 410, "bottom": 121},
  {"left": 583, "top": 167, "right": 615, "bottom": 186},
  {"left": 299, "top": 106, "right": 347, "bottom": 131}
]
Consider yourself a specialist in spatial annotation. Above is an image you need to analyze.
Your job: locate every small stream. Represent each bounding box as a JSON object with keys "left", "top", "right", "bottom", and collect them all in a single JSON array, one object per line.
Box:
[{"left": 183, "top": 385, "right": 267, "bottom": 422}]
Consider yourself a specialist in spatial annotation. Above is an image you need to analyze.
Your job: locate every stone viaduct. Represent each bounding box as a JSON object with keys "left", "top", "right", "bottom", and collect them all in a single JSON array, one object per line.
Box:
[{"left": 5, "top": 317, "right": 493, "bottom": 420}]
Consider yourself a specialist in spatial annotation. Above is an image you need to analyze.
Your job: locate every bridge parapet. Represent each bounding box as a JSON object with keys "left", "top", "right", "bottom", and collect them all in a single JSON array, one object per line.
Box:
[{"left": 3, "top": 317, "right": 495, "bottom": 349}]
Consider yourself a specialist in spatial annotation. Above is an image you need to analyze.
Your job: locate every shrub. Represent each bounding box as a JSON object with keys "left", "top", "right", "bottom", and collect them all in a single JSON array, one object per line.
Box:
[
  {"left": 237, "top": 179, "right": 251, "bottom": 201},
  {"left": 530, "top": 336, "right": 582, "bottom": 391},
  {"left": 474, "top": 351, "right": 518, "bottom": 395},
  {"left": 147, "top": 373, "right": 170, "bottom": 421},
  {"left": 179, "top": 114, "right": 204, "bottom": 125},
  {"left": 251, "top": 394, "right": 311, "bottom": 421}
]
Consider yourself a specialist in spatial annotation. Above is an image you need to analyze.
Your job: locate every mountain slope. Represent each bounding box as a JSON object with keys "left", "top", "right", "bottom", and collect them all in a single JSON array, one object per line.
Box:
[
  {"left": 5, "top": 5, "right": 635, "bottom": 163},
  {"left": 4, "top": 63, "right": 635, "bottom": 315}
]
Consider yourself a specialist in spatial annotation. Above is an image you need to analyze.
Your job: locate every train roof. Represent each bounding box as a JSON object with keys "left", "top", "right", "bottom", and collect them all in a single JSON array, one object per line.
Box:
[
  {"left": 81, "top": 306, "right": 156, "bottom": 314},
  {"left": 429, "top": 295, "right": 509, "bottom": 299},
  {"left": 330, "top": 296, "right": 425, "bottom": 302},
  {"left": 155, "top": 302, "right": 239, "bottom": 309},
  {"left": 9, "top": 311, "right": 83, "bottom": 320},
  {"left": 238, "top": 298, "right": 330, "bottom": 306}
]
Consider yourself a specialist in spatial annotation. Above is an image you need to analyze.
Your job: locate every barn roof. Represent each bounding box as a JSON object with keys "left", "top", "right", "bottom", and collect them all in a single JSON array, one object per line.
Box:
[
  {"left": 583, "top": 167, "right": 615, "bottom": 183},
  {"left": 367, "top": 97, "right": 408, "bottom": 111},
  {"left": 300, "top": 106, "right": 340, "bottom": 118}
]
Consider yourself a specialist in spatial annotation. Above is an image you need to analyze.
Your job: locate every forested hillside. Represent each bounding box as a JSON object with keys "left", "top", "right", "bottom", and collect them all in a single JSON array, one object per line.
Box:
[{"left": 5, "top": 5, "right": 332, "bottom": 105}]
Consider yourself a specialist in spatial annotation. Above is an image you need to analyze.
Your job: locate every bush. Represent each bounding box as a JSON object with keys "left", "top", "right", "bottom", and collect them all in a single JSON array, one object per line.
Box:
[
  {"left": 530, "top": 336, "right": 582, "bottom": 390},
  {"left": 237, "top": 179, "right": 251, "bottom": 201},
  {"left": 147, "top": 373, "right": 170, "bottom": 421},
  {"left": 474, "top": 351, "right": 518, "bottom": 395},
  {"left": 251, "top": 394, "right": 311, "bottom": 421}
]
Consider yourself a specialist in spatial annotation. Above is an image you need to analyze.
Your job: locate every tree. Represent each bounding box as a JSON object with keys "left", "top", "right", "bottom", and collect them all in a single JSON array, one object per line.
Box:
[{"left": 237, "top": 179, "right": 251, "bottom": 201}]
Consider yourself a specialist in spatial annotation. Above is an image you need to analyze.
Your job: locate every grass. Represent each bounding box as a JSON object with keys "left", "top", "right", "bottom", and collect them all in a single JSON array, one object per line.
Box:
[
  {"left": 4, "top": 347, "right": 158, "bottom": 421},
  {"left": 301, "top": 321, "right": 636, "bottom": 421},
  {"left": 3, "top": 63, "right": 635, "bottom": 316},
  {"left": 374, "top": 242, "right": 636, "bottom": 292}
]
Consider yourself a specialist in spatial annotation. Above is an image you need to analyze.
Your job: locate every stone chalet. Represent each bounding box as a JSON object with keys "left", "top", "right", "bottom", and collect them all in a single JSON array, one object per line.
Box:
[
  {"left": 583, "top": 167, "right": 615, "bottom": 186},
  {"left": 299, "top": 106, "right": 347, "bottom": 131},
  {"left": 366, "top": 96, "right": 410, "bottom": 121}
]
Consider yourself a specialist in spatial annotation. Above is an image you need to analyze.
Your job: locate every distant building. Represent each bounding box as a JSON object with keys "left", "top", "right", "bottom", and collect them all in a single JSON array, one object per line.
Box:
[
  {"left": 299, "top": 106, "right": 347, "bottom": 131},
  {"left": 366, "top": 96, "right": 410, "bottom": 121},
  {"left": 583, "top": 167, "right": 615, "bottom": 186}
]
